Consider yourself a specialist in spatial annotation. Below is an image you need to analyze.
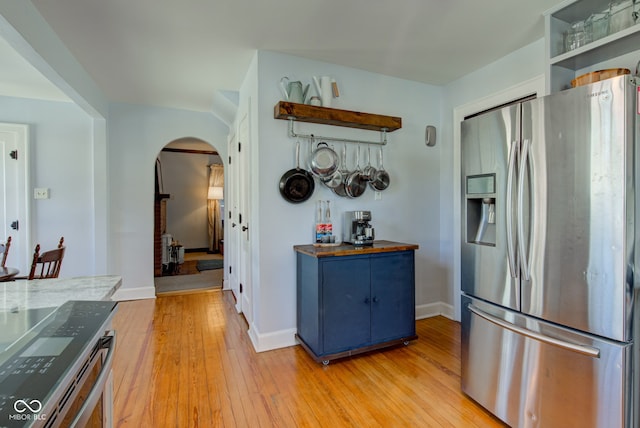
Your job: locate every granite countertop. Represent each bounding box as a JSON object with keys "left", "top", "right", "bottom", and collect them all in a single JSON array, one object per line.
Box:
[
  {"left": 294, "top": 240, "right": 419, "bottom": 258},
  {"left": 0, "top": 275, "right": 122, "bottom": 312}
]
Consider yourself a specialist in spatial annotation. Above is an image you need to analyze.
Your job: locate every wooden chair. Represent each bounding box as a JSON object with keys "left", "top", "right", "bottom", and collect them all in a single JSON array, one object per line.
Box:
[
  {"left": 24, "top": 237, "right": 66, "bottom": 280},
  {"left": 0, "top": 236, "right": 11, "bottom": 268}
]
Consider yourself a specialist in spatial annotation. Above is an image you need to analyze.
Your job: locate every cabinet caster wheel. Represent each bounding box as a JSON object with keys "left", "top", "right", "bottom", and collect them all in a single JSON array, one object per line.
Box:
[
  {"left": 322, "top": 360, "right": 330, "bottom": 366},
  {"left": 403, "top": 341, "right": 410, "bottom": 346}
]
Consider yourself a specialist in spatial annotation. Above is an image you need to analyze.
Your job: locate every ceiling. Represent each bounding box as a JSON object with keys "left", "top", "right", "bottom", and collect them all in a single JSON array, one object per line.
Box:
[{"left": 2, "top": 0, "right": 567, "bottom": 113}]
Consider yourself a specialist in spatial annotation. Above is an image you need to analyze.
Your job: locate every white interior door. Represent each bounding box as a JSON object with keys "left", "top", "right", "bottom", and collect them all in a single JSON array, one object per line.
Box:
[
  {"left": 227, "top": 131, "right": 240, "bottom": 302},
  {"left": 238, "top": 109, "right": 252, "bottom": 323},
  {"left": 0, "top": 123, "right": 30, "bottom": 273}
]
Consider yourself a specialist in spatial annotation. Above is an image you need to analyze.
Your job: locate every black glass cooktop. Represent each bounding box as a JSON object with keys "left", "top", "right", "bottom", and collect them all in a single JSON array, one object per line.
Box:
[
  {"left": 0, "top": 308, "right": 58, "bottom": 361},
  {"left": 0, "top": 300, "right": 117, "bottom": 427}
]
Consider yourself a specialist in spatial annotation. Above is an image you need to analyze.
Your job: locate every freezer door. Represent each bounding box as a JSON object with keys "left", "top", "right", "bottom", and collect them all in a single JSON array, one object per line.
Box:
[
  {"left": 461, "top": 296, "right": 631, "bottom": 428},
  {"left": 523, "top": 75, "right": 634, "bottom": 342},
  {"left": 461, "top": 105, "right": 520, "bottom": 311}
]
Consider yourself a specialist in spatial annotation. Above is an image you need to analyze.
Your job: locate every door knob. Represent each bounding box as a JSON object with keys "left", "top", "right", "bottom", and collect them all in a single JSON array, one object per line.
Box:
[{"left": 242, "top": 225, "right": 248, "bottom": 232}]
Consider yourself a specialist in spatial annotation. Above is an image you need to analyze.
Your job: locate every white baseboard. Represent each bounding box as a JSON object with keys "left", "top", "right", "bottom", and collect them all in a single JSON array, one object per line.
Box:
[
  {"left": 247, "top": 301, "right": 455, "bottom": 353},
  {"left": 111, "top": 286, "right": 156, "bottom": 301},
  {"left": 416, "top": 301, "right": 455, "bottom": 320},
  {"left": 248, "top": 324, "right": 298, "bottom": 353}
]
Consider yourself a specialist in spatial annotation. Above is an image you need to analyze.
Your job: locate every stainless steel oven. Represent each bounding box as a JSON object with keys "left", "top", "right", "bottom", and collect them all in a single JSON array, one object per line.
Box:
[{"left": 0, "top": 301, "right": 118, "bottom": 428}]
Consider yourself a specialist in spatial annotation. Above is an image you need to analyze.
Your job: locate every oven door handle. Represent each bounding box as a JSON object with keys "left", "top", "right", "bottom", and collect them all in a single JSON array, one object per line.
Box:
[{"left": 70, "top": 331, "right": 116, "bottom": 428}]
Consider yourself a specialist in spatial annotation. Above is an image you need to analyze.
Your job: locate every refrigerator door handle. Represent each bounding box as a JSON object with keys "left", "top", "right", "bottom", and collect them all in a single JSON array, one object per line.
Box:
[
  {"left": 506, "top": 140, "right": 518, "bottom": 279},
  {"left": 517, "top": 138, "right": 531, "bottom": 281},
  {"left": 467, "top": 304, "right": 601, "bottom": 358}
]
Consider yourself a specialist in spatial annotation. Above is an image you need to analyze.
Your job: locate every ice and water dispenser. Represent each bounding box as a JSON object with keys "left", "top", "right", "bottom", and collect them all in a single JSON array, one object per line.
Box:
[{"left": 465, "top": 174, "right": 496, "bottom": 246}]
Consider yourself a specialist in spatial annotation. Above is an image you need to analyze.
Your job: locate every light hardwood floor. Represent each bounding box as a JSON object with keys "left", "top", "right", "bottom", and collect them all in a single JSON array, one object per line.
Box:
[
  {"left": 112, "top": 290, "right": 507, "bottom": 427},
  {"left": 155, "top": 252, "right": 224, "bottom": 294}
]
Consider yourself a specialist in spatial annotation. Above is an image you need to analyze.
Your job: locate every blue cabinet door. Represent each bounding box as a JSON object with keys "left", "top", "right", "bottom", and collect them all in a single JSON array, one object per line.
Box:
[
  {"left": 370, "top": 251, "right": 415, "bottom": 342},
  {"left": 322, "top": 257, "right": 371, "bottom": 353}
]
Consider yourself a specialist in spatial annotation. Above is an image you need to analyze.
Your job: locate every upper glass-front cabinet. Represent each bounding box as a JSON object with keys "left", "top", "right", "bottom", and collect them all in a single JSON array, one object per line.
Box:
[{"left": 545, "top": 0, "right": 640, "bottom": 93}]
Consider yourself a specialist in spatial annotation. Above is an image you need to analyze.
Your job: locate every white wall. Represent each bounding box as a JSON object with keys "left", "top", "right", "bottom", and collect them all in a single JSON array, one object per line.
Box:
[
  {"left": 108, "top": 103, "right": 229, "bottom": 300},
  {"left": 0, "top": 95, "right": 95, "bottom": 276},
  {"left": 241, "top": 51, "right": 445, "bottom": 350}
]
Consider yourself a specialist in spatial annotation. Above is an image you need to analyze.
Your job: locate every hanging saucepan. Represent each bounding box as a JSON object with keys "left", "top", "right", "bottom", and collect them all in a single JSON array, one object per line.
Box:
[
  {"left": 345, "top": 145, "right": 367, "bottom": 198},
  {"left": 322, "top": 144, "right": 344, "bottom": 189},
  {"left": 322, "top": 170, "right": 343, "bottom": 189},
  {"left": 309, "top": 141, "right": 339, "bottom": 178},
  {"left": 279, "top": 141, "right": 315, "bottom": 203},
  {"left": 332, "top": 144, "right": 349, "bottom": 197},
  {"left": 362, "top": 144, "right": 377, "bottom": 181},
  {"left": 370, "top": 146, "right": 390, "bottom": 191}
]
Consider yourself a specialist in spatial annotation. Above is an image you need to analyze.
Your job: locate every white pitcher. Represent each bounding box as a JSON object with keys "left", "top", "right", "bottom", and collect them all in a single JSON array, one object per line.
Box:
[{"left": 312, "top": 76, "right": 333, "bottom": 107}]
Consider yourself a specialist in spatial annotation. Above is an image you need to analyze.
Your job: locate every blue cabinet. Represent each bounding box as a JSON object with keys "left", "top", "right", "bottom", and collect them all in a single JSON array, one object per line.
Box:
[{"left": 296, "top": 248, "right": 417, "bottom": 364}]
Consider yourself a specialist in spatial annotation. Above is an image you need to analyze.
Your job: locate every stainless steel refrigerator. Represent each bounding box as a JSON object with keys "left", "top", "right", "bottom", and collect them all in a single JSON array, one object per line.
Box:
[{"left": 460, "top": 74, "right": 639, "bottom": 428}]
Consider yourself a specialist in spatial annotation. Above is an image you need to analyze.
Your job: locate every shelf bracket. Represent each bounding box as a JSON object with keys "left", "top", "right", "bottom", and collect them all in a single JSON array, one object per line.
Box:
[{"left": 287, "top": 119, "right": 388, "bottom": 146}]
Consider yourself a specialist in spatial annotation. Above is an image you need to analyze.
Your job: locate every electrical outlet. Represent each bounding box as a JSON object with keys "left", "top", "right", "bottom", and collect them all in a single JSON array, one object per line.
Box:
[{"left": 34, "top": 188, "right": 49, "bottom": 199}]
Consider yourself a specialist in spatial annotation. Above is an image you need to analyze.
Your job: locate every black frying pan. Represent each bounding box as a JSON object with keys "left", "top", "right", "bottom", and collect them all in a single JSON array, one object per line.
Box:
[{"left": 279, "top": 141, "right": 315, "bottom": 203}]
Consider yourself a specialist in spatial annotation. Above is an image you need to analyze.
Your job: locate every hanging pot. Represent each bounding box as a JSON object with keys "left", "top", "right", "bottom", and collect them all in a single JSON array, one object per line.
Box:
[
  {"left": 362, "top": 145, "right": 377, "bottom": 181},
  {"left": 309, "top": 141, "right": 339, "bottom": 178},
  {"left": 345, "top": 145, "right": 367, "bottom": 198},
  {"left": 322, "top": 169, "right": 343, "bottom": 189},
  {"left": 332, "top": 144, "right": 349, "bottom": 197},
  {"left": 322, "top": 144, "right": 346, "bottom": 189},
  {"left": 369, "top": 146, "right": 390, "bottom": 191},
  {"left": 279, "top": 141, "right": 315, "bottom": 203}
]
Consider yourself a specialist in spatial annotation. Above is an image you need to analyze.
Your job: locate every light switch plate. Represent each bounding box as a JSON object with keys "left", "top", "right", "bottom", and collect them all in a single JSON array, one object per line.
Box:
[{"left": 34, "top": 188, "right": 49, "bottom": 199}]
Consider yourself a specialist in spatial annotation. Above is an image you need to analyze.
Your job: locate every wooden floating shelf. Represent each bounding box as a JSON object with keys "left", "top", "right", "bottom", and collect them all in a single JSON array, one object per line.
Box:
[{"left": 274, "top": 101, "right": 402, "bottom": 132}]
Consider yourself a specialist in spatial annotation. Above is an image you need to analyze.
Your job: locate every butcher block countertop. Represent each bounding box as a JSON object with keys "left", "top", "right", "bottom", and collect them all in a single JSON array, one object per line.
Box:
[{"left": 294, "top": 240, "right": 419, "bottom": 258}]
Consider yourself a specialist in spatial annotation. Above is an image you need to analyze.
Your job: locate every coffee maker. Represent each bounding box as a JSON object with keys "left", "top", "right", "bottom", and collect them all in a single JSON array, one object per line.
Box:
[{"left": 344, "top": 211, "right": 375, "bottom": 246}]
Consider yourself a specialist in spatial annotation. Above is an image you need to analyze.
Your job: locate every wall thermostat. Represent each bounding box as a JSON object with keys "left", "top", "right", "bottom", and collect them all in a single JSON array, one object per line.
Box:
[{"left": 425, "top": 125, "right": 436, "bottom": 147}]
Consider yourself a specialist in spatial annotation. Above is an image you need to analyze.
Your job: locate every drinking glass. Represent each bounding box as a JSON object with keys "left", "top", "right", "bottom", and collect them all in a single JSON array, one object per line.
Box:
[
  {"left": 564, "top": 21, "right": 589, "bottom": 52},
  {"left": 609, "top": 0, "right": 634, "bottom": 34},
  {"left": 587, "top": 12, "right": 610, "bottom": 41}
]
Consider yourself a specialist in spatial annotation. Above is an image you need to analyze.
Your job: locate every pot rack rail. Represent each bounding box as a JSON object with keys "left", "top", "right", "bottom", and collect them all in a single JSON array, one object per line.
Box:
[
  {"left": 288, "top": 119, "right": 388, "bottom": 145},
  {"left": 274, "top": 101, "right": 402, "bottom": 146}
]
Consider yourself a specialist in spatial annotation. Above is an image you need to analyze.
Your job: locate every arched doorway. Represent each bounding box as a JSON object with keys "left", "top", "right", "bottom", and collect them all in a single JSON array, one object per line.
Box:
[{"left": 153, "top": 137, "right": 225, "bottom": 294}]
